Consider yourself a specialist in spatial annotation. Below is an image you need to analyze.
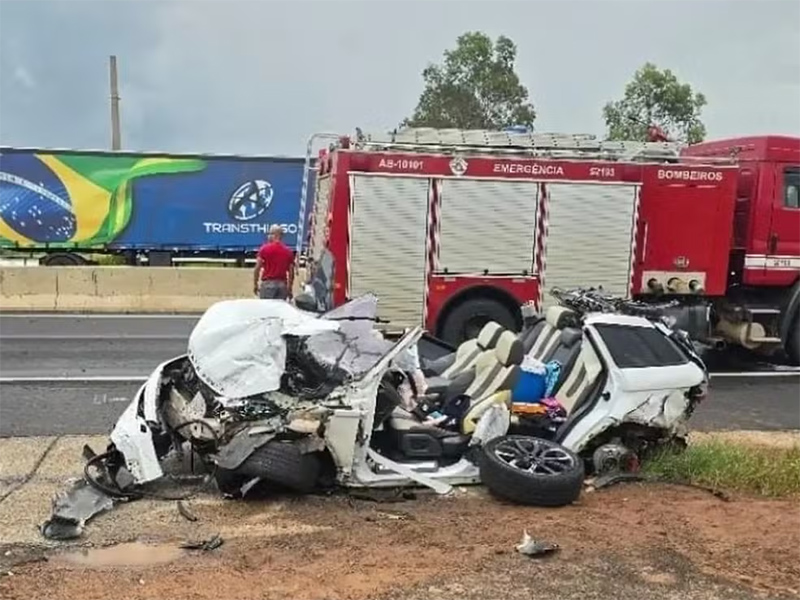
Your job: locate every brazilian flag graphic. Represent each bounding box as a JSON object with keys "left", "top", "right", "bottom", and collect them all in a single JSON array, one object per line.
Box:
[{"left": 0, "top": 151, "right": 205, "bottom": 247}]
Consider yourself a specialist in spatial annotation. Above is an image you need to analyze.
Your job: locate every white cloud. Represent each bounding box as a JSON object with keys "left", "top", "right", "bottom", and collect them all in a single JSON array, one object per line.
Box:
[{"left": 12, "top": 65, "right": 35, "bottom": 89}]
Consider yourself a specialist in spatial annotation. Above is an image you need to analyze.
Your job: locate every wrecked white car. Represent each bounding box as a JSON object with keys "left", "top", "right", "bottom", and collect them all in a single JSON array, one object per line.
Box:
[
  {"left": 42, "top": 279, "right": 708, "bottom": 540},
  {"left": 100, "top": 293, "right": 556, "bottom": 502}
]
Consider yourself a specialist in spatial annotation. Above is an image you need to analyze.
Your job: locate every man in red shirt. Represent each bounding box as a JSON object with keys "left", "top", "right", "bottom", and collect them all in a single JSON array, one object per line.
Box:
[{"left": 253, "top": 224, "right": 295, "bottom": 300}]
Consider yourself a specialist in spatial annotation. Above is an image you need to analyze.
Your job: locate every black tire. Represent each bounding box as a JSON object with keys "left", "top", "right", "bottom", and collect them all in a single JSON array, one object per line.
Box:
[
  {"left": 213, "top": 468, "right": 248, "bottom": 497},
  {"left": 234, "top": 441, "right": 321, "bottom": 493},
  {"left": 785, "top": 312, "right": 800, "bottom": 366},
  {"left": 479, "top": 435, "right": 585, "bottom": 507},
  {"left": 41, "top": 252, "right": 84, "bottom": 266},
  {"left": 439, "top": 297, "right": 518, "bottom": 346}
]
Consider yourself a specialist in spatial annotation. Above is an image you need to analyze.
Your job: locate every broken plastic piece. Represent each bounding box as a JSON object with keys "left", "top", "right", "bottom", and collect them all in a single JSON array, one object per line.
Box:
[
  {"left": 366, "top": 448, "right": 453, "bottom": 495},
  {"left": 239, "top": 477, "right": 262, "bottom": 498},
  {"left": 213, "top": 429, "right": 277, "bottom": 470},
  {"left": 41, "top": 478, "right": 115, "bottom": 540},
  {"left": 590, "top": 471, "right": 731, "bottom": 501},
  {"left": 180, "top": 534, "right": 224, "bottom": 551},
  {"left": 515, "top": 530, "right": 559, "bottom": 557},
  {"left": 177, "top": 500, "right": 198, "bottom": 522}
]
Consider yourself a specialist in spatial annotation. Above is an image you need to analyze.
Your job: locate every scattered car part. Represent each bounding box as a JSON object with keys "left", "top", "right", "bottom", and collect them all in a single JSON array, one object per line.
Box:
[
  {"left": 213, "top": 429, "right": 278, "bottom": 471},
  {"left": 480, "top": 435, "right": 585, "bottom": 507},
  {"left": 83, "top": 449, "right": 214, "bottom": 502},
  {"left": 366, "top": 448, "right": 453, "bottom": 495},
  {"left": 589, "top": 471, "right": 731, "bottom": 502},
  {"left": 180, "top": 534, "right": 224, "bottom": 552},
  {"left": 516, "top": 530, "right": 560, "bottom": 558},
  {"left": 40, "top": 478, "right": 115, "bottom": 540},
  {"left": 239, "top": 477, "right": 263, "bottom": 498},
  {"left": 591, "top": 442, "right": 638, "bottom": 475},
  {"left": 177, "top": 500, "right": 198, "bottom": 522},
  {"left": 347, "top": 489, "right": 417, "bottom": 504}
]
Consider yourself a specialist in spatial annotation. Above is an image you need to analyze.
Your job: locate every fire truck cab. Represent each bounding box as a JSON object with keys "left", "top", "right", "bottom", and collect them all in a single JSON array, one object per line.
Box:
[
  {"left": 297, "top": 127, "right": 767, "bottom": 352},
  {"left": 679, "top": 135, "right": 800, "bottom": 363}
]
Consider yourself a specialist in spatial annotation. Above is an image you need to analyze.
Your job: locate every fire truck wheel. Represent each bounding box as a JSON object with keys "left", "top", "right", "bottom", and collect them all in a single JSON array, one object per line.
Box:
[
  {"left": 440, "top": 298, "right": 517, "bottom": 345},
  {"left": 786, "top": 313, "right": 800, "bottom": 365}
]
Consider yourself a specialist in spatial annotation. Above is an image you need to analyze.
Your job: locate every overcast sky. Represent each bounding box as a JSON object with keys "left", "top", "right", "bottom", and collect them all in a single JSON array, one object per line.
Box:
[{"left": 0, "top": 0, "right": 798, "bottom": 157}]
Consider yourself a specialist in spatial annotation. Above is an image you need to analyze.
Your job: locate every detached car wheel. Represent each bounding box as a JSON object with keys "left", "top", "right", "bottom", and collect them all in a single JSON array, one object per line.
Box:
[
  {"left": 479, "top": 435, "right": 585, "bottom": 507},
  {"left": 235, "top": 441, "right": 322, "bottom": 494}
]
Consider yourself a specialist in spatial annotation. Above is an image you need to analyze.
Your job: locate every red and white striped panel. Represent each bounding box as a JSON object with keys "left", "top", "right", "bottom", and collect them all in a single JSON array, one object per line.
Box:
[
  {"left": 307, "top": 180, "right": 320, "bottom": 256},
  {"left": 423, "top": 178, "right": 442, "bottom": 326},
  {"left": 345, "top": 175, "right": 355, "bottom": 300},
  {"left": 628, "top": 186, "right": 642, "bottom": 298},
  {"left": 534, "top": 182, "right": 550, "bottom": 311}
]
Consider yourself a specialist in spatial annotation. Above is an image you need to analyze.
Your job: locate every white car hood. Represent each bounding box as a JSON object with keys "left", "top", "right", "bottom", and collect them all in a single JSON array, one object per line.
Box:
[{"left": 187, "top": 299, "right": 340, "bottom": 399}]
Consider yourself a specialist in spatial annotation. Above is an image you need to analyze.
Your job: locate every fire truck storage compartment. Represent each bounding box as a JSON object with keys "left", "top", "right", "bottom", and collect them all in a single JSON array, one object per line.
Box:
[
  {"left": 437, "top": 179, "right": 539, "bottom": 274},
  {"left": 310, "top": 174, "right": 332, "bottom": 261},
  {"left": 542, "top": 182, "right": 639, "bottom": 306},
  {"left": 348, "top": 174, "right": 430, "bottom": 326}
]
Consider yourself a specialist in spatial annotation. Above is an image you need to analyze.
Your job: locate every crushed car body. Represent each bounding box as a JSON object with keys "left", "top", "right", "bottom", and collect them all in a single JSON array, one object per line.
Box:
[{"left": 42, "top": 284, "right": 709, "bottom": 539}]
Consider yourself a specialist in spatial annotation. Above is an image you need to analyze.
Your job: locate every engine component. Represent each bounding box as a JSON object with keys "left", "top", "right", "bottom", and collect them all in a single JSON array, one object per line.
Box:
[{"left": 591, "top": 443, "right": 636, "bottom": 475}]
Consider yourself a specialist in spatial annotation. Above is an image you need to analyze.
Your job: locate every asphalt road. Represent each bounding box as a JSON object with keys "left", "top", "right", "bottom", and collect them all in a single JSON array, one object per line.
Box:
[
  {"left": 1, "top": 376, "right": 797, "bottom": 437},
  {"left": 0, "top": 313, "right": 198, "bottom": 378},
  {"left": 0, "top": 313, "right": 798, "bottom": 437}
]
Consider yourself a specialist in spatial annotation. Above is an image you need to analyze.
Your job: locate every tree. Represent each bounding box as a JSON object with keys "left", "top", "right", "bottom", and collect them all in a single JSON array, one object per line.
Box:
[
  {"left": 403, "top": 32, "right": 536, "bottom": 130},
  {"left": 603, "top": 62, "right": 707, "bottom": 144}
]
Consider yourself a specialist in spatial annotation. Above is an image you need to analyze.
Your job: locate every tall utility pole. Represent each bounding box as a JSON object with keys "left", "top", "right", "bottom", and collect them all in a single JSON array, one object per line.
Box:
[{"left": 109, "top": 55, "right": 121, "bottom": 150}]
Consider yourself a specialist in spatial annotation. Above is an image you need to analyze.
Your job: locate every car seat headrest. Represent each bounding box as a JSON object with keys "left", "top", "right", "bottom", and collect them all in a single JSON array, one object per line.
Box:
[
  {"left": 518, "top": 319, "right": 546, "bottom": 352},
  {"left": 545, "top": 306, "right": 577, "bottom": 329},
  {"left": 560, "top": 327, "right": 582, "bottom": 348},
  {"left": 476, "top": 321, "right": 504, "bottom": 349},
  {"left": 494, "top": 330, "right": 525, "bottom": 366}
]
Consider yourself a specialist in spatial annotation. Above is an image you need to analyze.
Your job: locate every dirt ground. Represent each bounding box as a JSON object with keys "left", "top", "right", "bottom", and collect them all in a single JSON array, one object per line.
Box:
[{"left": 1, "top": 483, "right": 798, "bottom": 600}]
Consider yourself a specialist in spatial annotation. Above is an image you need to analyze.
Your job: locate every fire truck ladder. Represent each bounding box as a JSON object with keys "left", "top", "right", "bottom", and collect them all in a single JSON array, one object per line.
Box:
[{"left": 352, "top": 127, "right": 726, "bottom": 163}]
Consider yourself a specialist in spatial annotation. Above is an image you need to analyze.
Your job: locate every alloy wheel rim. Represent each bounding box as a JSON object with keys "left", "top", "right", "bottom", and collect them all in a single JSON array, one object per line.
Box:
[{"left": 494, "top": 437, "right": 575, "bottom": 475}]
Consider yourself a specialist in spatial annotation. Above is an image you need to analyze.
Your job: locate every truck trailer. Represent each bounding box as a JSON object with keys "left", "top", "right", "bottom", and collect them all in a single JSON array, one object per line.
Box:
[
  {"left": 297, "top": 127, "right": 800, "bottom": 364},
  {"left": 0, "top": 146, "right": 313, "bottom": 266}
]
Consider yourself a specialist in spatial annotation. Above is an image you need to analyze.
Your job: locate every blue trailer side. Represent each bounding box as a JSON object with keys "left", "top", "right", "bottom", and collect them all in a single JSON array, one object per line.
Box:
[{"left": 0, "top": 146, "right": 314, "bottom": 264}]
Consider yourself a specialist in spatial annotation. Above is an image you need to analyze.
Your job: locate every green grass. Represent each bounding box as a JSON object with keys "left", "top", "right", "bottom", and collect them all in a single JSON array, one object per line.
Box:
[{"left": 643, "top": 439, "right": 800, "bottom": 498}]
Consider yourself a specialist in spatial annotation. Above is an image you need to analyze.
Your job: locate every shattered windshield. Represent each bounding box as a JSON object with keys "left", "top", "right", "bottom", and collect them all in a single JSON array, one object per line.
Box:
[
  {"left": 187, "top": 294, "right": 407, "bottom": 401},
  {"left": 301, "top": 294, "right": 395, "bottom": 381},
  {"left": 186, "top": 298, "right": 340, "bottom": 399}
]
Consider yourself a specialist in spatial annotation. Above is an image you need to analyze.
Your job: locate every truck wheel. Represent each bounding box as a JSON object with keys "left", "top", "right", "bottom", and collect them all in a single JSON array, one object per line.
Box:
[
  {"left": 41, "top": 252, "right": 85, "bottom": 266},
  {"left": 439, "top": 298, "right": 517, "bottom": 345},
  {"left": 479, "top": 435, "right": 585, "bottom": 507},
  {"left": 786, "top": 312, "right": 800, "bottom": 366},
  {"left": 233, "top": 441, "right": 322, "bottom": 493}
]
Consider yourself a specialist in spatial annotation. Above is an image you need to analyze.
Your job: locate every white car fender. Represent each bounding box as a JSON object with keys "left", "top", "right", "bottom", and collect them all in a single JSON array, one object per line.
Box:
[
  {"left": 109, "top": 384, "right": 164, "bottom": 484},
  {"left": 108, "top": 355, "right": 188, "bottom": 484}
]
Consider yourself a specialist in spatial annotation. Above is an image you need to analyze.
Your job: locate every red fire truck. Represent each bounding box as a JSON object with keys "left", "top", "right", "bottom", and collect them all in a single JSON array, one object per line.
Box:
[{"left": 296, "top": 127, "right": 800, "bottom": 364}]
